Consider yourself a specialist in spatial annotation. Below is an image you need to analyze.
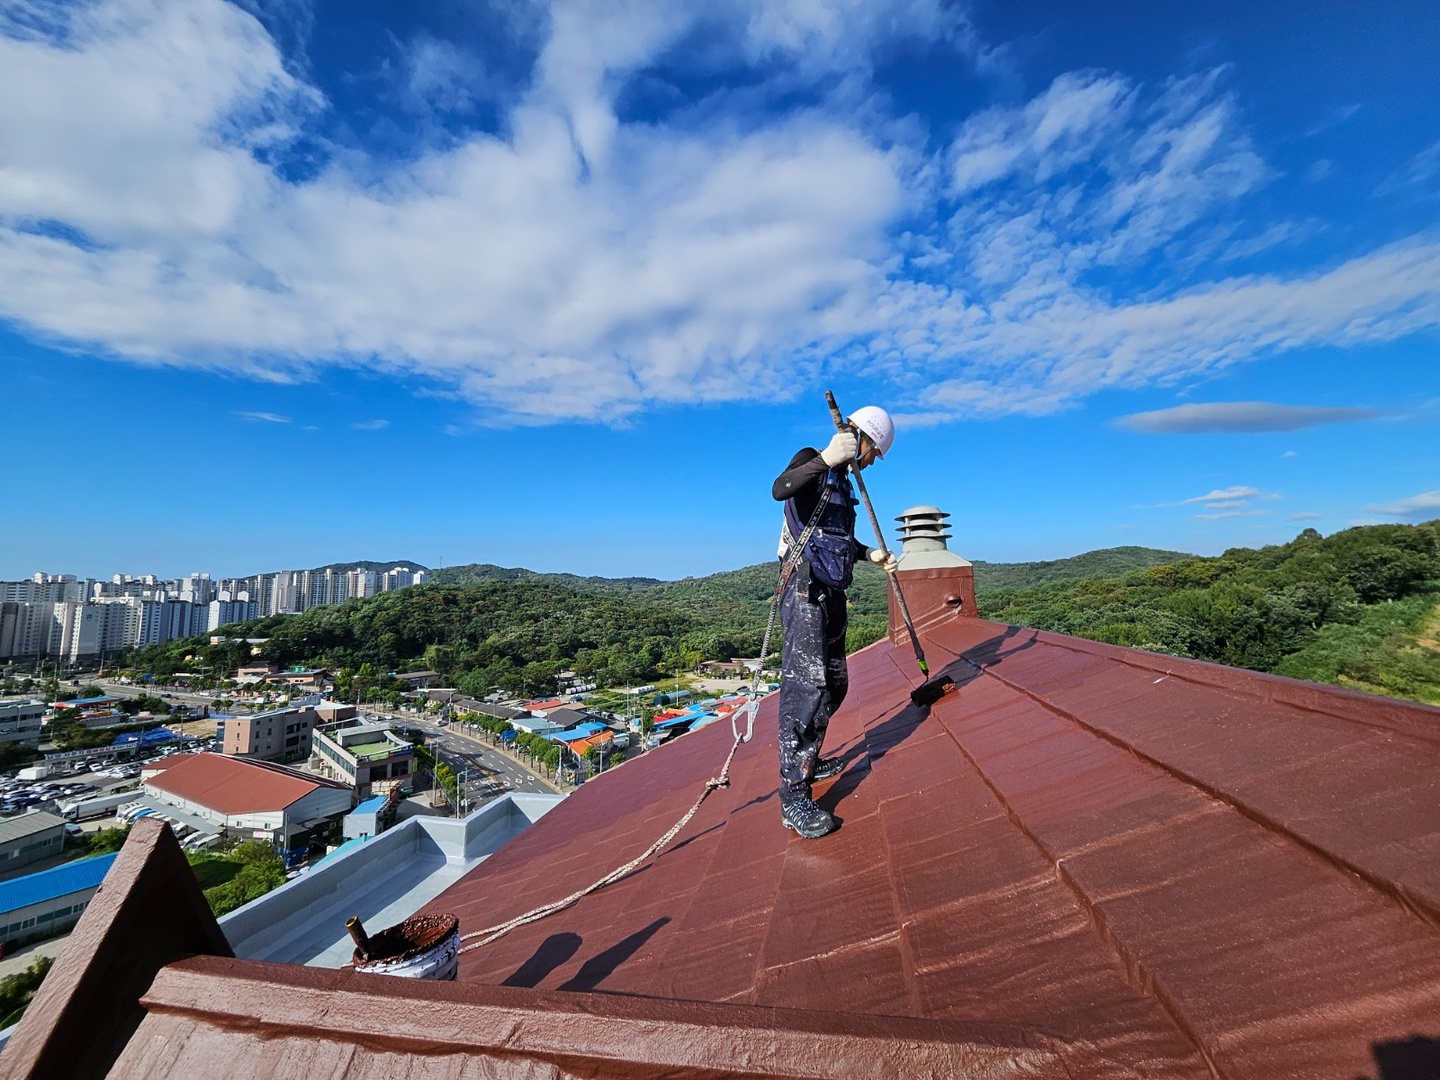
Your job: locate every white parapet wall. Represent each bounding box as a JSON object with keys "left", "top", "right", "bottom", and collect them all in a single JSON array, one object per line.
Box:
[{"left": 220, "top": 792, "right": 562, "bottom": 968}]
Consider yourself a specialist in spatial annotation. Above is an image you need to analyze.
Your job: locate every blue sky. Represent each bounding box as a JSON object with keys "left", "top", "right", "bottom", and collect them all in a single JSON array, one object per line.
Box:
[{"left": 1, "top": 0, "right": 1437, "bottom": 582}]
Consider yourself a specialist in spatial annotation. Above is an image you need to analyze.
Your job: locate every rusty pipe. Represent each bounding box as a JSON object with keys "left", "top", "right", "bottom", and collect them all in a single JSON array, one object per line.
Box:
[{"left": 346, "top": 916, "right": 370, "bottom": 960}]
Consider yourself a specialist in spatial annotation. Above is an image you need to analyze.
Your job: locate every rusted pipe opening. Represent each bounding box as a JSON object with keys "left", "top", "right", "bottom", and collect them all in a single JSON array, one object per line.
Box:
[{"left": 346, "top": 916, "right": 370, "bottom": 960}]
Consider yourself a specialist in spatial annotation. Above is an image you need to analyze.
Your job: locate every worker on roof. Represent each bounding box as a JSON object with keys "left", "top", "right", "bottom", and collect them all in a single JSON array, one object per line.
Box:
[{"left": 771, "top": 405, "right": 897, "bottom": 839}]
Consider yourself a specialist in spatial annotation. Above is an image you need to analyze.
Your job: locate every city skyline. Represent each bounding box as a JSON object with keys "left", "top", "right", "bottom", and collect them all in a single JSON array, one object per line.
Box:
[
  {"left": 0, "top": 564, "right": 428, "bottom": 666},
  {"left": 1, "top": 1, "right": 1436, "bottom": 580}
]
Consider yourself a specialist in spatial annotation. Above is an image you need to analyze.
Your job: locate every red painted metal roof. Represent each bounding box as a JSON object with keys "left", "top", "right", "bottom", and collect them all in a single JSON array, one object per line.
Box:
[
  {"left": 145, "top": 753, "right": 347, "bottom": 815},
  {"left": 420, "top": 612, "right": 1440, "bottom": 1078}
]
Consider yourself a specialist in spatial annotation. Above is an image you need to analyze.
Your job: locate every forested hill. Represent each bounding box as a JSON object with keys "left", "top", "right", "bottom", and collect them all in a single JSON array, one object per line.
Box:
[
  {"left": 972, "top": 546, "right": 1195, "bottom": 591},
  {"left": 430, "top": 546, "right": 1192, "bottom": 602},
  {"left": 125, "top": 528, "right": 1440, "bottom": 707},
  {"left": 977, "top": 523, "right": 1440, "bottom": 705},
  {"left": 430, "top": 563, "right": 661, "bottom": 592}
]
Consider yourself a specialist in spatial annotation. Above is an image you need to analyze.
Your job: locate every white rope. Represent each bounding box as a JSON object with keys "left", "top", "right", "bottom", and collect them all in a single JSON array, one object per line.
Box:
[{"left": 458, "top": 731, "right": 746, "bottom": 954}]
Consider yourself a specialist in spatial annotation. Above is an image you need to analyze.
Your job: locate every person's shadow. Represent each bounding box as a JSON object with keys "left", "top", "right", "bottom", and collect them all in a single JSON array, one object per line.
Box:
[
  {"left": 817, "top": 625, "right": 1040, "bottom": 813},
  {"left": 501, "top": 918, "right": 672, "bottom": 992}
]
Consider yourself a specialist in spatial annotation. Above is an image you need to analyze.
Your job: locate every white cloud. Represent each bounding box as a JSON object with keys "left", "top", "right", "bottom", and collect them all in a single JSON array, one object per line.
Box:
[
  {"left": 236, "top": 410, "right": 290, "bottom": 423},
  {"left": 0, "top": 1, "right": 1439, "bottom": 427},
  {"left": 1148, "top": 485, "right": 1283, "bottom": 517},
  {"left": 1192, "top": 509, "right": 1270, "bottom": 520},
  {"left": 1116, "top": 401, "right": 1380, "bottom": 434},
  {"left": 1176, "top": 486, "right": 1269, "bottom": 505},
  {"left": 1366, "top": 491, "right": 1440, "bottom": 520},
  {"left": 1380, "top": 138, "right": 1440, "bottom": 197},
  {"left": 1289, "top": 511, "right": 1321, "bottom": 520},
  {"left": 351, "top": 418, "right": 390, "bottom": 430}
]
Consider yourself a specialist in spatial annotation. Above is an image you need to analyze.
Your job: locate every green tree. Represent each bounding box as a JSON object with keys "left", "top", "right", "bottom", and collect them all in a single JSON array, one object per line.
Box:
[{"left": 0, "top": 956, "right": 53, "bottom": 1028}]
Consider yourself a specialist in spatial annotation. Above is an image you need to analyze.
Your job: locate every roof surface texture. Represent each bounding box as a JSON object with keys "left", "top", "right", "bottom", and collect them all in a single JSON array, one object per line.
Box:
[
  {"left": 145, "top": 753, "right": 346, "bottom": 815},
  {"left": 3, "top": 563, "right": 1439, "bottom": 1078}
]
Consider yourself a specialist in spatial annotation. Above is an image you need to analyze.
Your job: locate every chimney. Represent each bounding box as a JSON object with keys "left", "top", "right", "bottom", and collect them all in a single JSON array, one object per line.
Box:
[{"left": 887, "top": 506, "right": 976, "bottom": 649}]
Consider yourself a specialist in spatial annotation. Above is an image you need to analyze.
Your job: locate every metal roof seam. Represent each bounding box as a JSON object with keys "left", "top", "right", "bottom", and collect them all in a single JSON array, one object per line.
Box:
[
  {"left": 973, "top": 660, "right": 1440, "bottom": 935},
  {"left": 932, "top": 685, "right": 1221, "bottom": 1076},
  {"left": 1024, "top": 627, "right": 1440, "bottom": 746}
]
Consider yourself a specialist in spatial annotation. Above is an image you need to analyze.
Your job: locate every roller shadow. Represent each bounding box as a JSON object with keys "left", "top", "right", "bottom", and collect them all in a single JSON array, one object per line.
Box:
[
  {"left": 817, "top": 626, "right": 1040, "bottom": 814},
  {"left": 502, "top": 932, "right": 583, "bottom": 988},
  {"left": 1362, "top": 1035, "right": 1440, "bottom": 1080},
  {"left": 557, "top": 917, "right": 672, "bottom": 993}
]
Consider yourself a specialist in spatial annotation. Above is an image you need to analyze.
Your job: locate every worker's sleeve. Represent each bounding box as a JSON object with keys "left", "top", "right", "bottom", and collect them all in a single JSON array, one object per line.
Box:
[{"left": 772, "top": 448, "right": 826, "bottom": 502}]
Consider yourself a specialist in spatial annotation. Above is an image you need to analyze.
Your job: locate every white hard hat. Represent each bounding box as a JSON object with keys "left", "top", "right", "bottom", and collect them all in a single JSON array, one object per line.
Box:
[{"left": 849, "top": 406, "right": 894, "bottom": 457}]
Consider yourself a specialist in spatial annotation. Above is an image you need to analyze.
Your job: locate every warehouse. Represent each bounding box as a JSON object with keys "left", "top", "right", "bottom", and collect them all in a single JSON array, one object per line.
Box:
[
  {"left": 0, "top": 853, "right": 115, "bottom": 947},
  {"left": 0, "top": 812, "right": 65, "bottom": 872},
  {"left": 142, "top": 754, "right": 352, "bottom": 850}
]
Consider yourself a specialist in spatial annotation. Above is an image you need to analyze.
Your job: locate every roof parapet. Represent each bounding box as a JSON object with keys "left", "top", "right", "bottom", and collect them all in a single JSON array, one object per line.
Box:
[{"left": 888, "top": 504, "right": 976, "bottom": 647}]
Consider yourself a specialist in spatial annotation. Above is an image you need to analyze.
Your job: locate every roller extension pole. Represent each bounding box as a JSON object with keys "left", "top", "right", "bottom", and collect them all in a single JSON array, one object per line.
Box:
[{"left": 824, "top": 391, "right": 928, "bottom": 674}]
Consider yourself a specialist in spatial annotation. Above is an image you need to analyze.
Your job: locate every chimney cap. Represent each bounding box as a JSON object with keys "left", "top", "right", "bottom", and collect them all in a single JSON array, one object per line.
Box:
[{"left": 896, "top": 505, "right": 950, "bottom": 522}]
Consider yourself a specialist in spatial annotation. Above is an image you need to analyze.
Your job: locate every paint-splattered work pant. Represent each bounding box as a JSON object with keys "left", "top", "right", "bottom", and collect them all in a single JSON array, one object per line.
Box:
[{"left": 778, "top": 566, "right": 848, "bottom": 803}]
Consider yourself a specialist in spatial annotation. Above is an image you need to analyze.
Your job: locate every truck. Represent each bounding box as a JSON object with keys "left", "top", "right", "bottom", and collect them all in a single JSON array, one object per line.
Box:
[
  {"left": 17, "top": 766, "right": 48, "bottom": 781},
  {"left": 60, "top": 792, "right": 131, "bottom": 821}
]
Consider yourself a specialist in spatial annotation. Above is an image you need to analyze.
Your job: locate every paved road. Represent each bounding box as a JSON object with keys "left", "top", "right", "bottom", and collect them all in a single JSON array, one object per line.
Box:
[{"left": 387, "top": 715, "right": 563, "bottom": 811}]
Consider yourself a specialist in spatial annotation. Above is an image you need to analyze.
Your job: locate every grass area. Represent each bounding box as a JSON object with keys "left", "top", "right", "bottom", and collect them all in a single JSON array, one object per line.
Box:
[
  {"left": 187, "top": 854, "right": 242, "bottom": 890},
  {"left": 1273, "top": 592, "right": 1440, "bottom": 706}
]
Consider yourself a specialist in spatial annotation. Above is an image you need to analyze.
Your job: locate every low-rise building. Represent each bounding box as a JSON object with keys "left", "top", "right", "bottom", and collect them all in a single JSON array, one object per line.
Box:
[
  {"left": 311, "top": 719, "right": 414, "bottom": 799},
  {"left": 222, "top": 705, "right": 317, "bottom": 764},
  {"left": 508, "top": 714, "right": 563, "bottom": 738},
  {"left": 234, "top": 662, "right": 278, "bottom": 685},
  {"left": 268, "top": 668, "right": 329, "bottom": 689},
  {"left": 392, "top": 670, "right": 439, "bottom": 690},
  {"left": 51, "top": 695, "right": 122, "bottom": 714},
  {"left": 314, "top": 701, "right": 356, "bottom": 724},
  {"left": 143, "top": 754, "right": 352, "bottom": 850},
  {"left": 0, "top": 812, "right": 66, "bottom": 872},
  {"left": 0, "top": 698, "right": 45, "bottom": 747},
  {"left": 0, "top": 852, "right": 116, "bottom": 946}
]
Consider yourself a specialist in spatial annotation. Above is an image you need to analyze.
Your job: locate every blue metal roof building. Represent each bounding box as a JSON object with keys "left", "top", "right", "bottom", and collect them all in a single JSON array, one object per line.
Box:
[
  {"left": 0, "top": 854, "right": 118, "bottom": 917},
  {"left": 0, "top": 853, "right": 118, "bottom": 946},
  {"left": 550, "top": 722, "right": 607, "bottom": 743}
]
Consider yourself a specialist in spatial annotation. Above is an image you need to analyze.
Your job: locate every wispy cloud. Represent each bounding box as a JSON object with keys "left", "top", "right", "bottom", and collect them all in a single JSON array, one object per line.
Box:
[
  {"left": 1366, "top": 491, "right": 1440, "bottom": 520},
  {"left": 1193, "top": 509, "right": 1270, "bottom": 520},
  {"left": 351, "top": 419, "right": 389, "bottom": 430},
  {"left": 1379, "top": 138, "right": 1440, "bottom": 197},
  {"left": 0, "top": 2, "right": 1438, "bottom": 426},
  {"left": 1290, "top": 511, "right": 1321, "bottom": 521},
  {"left": 235, "top": 410, "right": 291, "bottom": 424},
  {"left": 1169, "top": 486, "right": 1279, "bottom": 506},
  {"left": 1304, "top": 103, "right": 1360, "bottom": 138},
  {"left": 1116, "top": 401, "right": 1380, "bottom": 434}
]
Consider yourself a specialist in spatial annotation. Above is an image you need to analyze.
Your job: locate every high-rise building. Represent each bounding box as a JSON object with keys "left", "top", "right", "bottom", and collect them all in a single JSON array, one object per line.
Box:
[{"left": 207, "top": 598, "right": 258, "bottom": 633}]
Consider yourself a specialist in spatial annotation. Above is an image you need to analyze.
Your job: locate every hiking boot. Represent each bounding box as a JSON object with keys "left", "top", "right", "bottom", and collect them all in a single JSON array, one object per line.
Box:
[
  {"left": 781, "top": 796, "right": 838, "bottom": 839},
  {"left": 811, "top": 757, "right": 844, "bottom": 782}
]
